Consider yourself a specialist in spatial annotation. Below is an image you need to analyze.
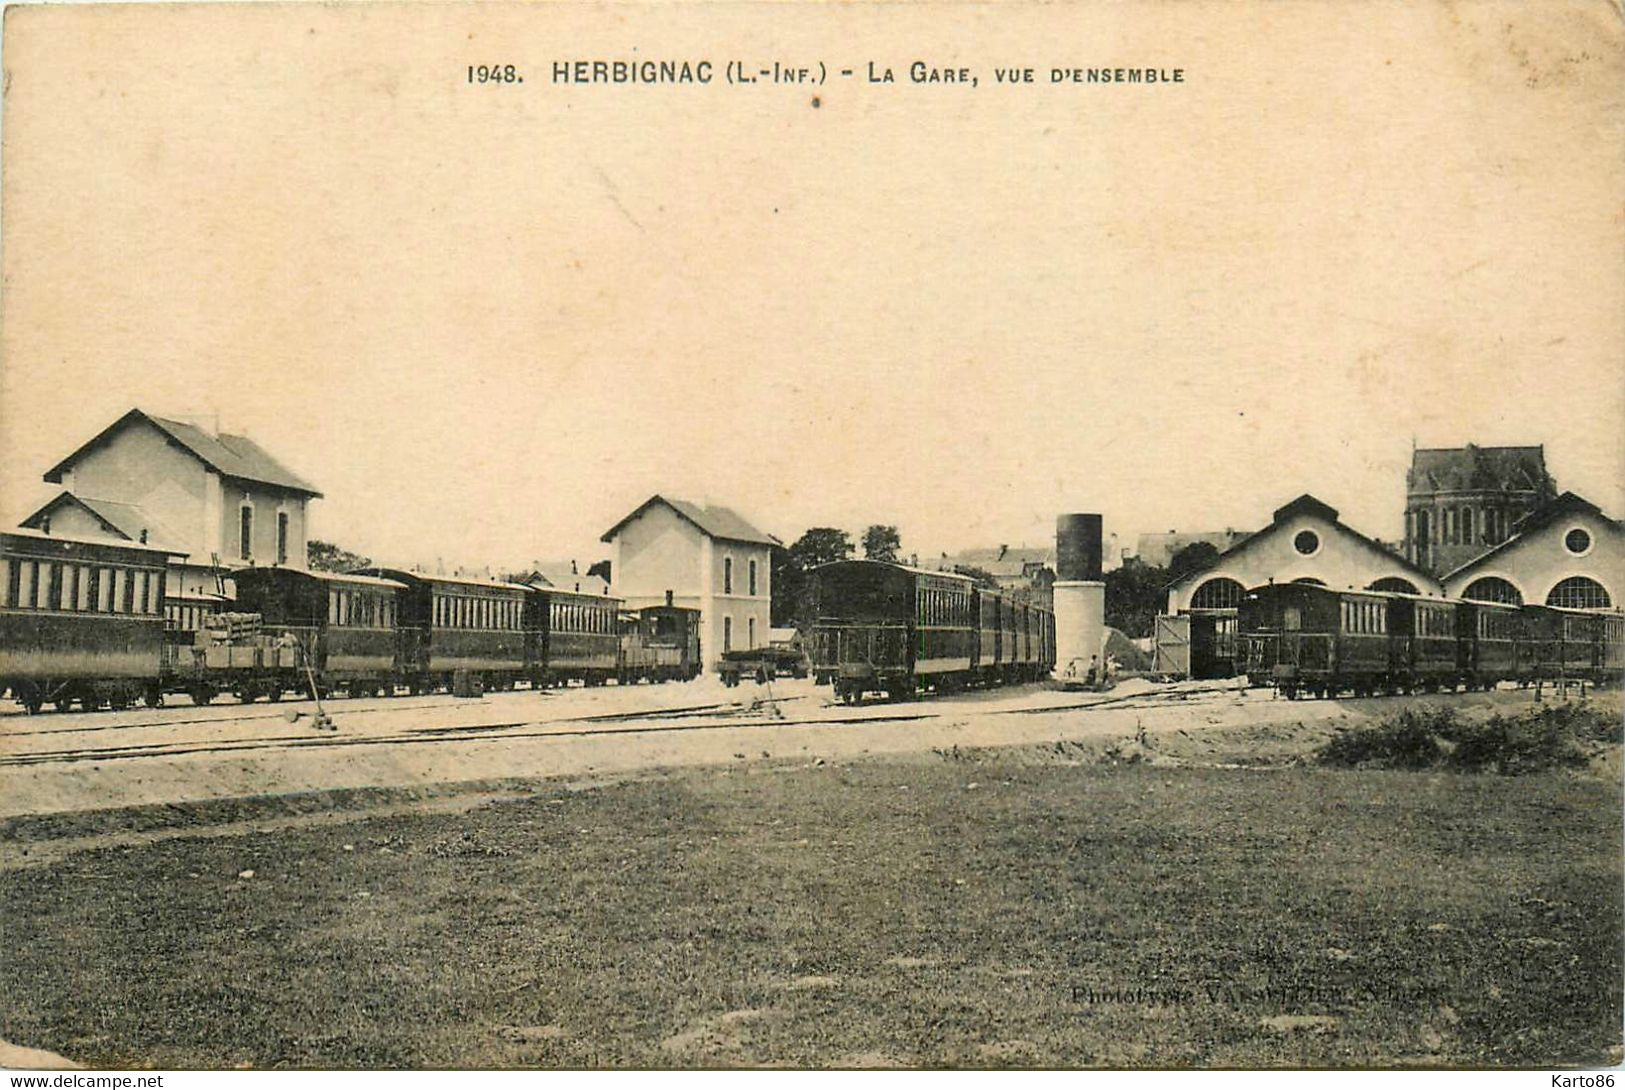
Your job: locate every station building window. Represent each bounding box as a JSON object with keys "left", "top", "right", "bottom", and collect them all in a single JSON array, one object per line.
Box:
[
  {"left": 1546, "top": 577, "right": 1611, "bottom": 610},
  {"left": 1463, "top": 576, "right": 1521, "bottom": 605},
  {"left": 748, "top": 559, "right": 758, "bottom": 596},
  {"left": 240, "top": 505, "right": 254, "bottom": 561},
  {"left": 1189, "top": 577, "right": 1244, "bottom": 610},
  {"left": 724, "top": 557, "right": 733, "bottom": 595},
  {"left": 1367, "top": 577, "right": 1419, "bottom": 594},
  {"left": 277, "top": 512, "right": 290, "bottom": 565},
  {"left": 723, "top": 615, "right": 733, "bottom": 652},
  {"left": 1293, "top": 530, "right": 1320, "bottom": 556},
  {"left": 1564, "top": 527, "right": 1592, "bottom": 556}
]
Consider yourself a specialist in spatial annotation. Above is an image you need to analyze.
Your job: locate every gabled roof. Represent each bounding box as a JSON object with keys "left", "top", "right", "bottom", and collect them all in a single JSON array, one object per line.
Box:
[
  {"left": 601, "top": 494, "right": 779, "bottom": 547},
  {"left": 1170, "top": 493, "right": 1437, "bottom": 590},
  {"left": 935, "top": 546, "right": 1056, "bottom": 579},
  {"left": 1, "top": 525, "right": 187, "bottom": 557},
  {"left": 518, "top": 561, "right": 612, "bottom": 596},
  {"left": 1442, "top": 492, "right": 1622, "bottom": 582},
  {"left": 19, "top": 490, "right": 184, "bottom": 553},
  {"left": 1408, "top": 445, "right": 1552, "bottom": 495},
  {"left": 44, "top": 409, "right": 322, "bottom": 497}
]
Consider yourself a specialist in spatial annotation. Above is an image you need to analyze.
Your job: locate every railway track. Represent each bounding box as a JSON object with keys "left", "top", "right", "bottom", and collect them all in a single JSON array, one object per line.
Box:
[{"left": 0, "top": 683, "right": 1259, "bottom": 770}]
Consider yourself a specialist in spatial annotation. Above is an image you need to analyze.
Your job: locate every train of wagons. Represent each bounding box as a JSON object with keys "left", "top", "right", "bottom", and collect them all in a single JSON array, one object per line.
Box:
[
  {"left": 806, "top": 559, "right": 1056, "bottom": 702},
  {"left": 1237, "top": 581, "right": 1623, "bottom": 699},
  {"left": 0, "top": 529, "right": 701, "bottom": 713}
]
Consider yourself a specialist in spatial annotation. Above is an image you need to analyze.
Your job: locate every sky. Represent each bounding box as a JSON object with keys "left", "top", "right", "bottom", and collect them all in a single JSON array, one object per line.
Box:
[{"left": 2, "top": 1, "right": 1621, "bottom": 573}]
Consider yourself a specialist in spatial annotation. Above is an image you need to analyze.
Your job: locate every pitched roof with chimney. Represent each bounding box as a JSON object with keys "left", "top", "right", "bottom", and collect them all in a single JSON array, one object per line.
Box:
[
  {"left": 934, "top": 546, "right": 1055, "bottom": 579},
  {"left": 517, "top": 561, "right": 612, "bottom": 596},
  {"left": 19, "top": 490, "right": 185, "bottom": 553},
  {"left": 1408, "top": 445, "right": 1553, "bottom": 495},
  {"left": 45, "top": 409, "right": 322, "bottom": 497},
  {"left": 601, "top": 495, "right": 779, "bottom": 547}
]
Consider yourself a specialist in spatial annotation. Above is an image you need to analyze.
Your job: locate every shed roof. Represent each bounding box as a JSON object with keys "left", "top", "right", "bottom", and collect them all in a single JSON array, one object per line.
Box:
[
  {"left": 601, "top": 494, "right": 779, "bottom": 547},
  {"left": 1441, "top": 492, "right": 1621, "bottom": 582},
  {"left": 44, "top": 409, "right": 322, "bottom": 497},
  {"left": 1169, "top": 493, "right": 1437, "bottom": 591},
  {"left": 357, "top": 568, "right": 529, "bottom": 592}
]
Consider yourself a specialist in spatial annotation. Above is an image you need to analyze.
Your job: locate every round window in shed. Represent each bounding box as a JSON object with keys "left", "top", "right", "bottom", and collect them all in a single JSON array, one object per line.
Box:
[
  {"left": 1293, "top": 530, "right": 1320, "bottom": 556},
  {"left": 1565, "top": 527, "right": 1592, "bottom": 556}
]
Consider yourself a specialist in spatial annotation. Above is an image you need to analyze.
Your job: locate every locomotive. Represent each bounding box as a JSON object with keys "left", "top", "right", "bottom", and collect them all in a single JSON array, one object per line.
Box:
[
  {"left": 807, "top": 559, "right": 1056, "bottom": 703},
  {"left": 0, "top": 529, "right": 702, "bottom": 714},
  {"left": 1237, "top": 581, "right": 1623, "bottom": 699}
]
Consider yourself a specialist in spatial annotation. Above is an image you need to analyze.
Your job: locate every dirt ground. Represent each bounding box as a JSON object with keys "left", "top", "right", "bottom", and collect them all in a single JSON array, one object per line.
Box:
[
  {"left": 0, "top": 675, "right": 1570, "bottom": 830},
  {"left": 3, "top": 677, "right": 1608, "bottom": 864}
]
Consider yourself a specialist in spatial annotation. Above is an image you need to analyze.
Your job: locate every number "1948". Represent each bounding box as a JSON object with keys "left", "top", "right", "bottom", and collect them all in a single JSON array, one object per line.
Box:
[{"left": 467, "top": 65, "right": 522, "bottom": 84}]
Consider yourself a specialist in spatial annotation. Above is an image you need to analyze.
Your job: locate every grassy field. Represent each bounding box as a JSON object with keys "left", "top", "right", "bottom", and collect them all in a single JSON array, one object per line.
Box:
[{"left": 1, "top": 750, "right": 1619, "bottom": 1069}]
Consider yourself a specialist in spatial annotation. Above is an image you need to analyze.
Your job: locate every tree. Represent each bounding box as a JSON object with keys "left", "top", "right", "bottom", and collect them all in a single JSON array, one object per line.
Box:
[
  {"left": 586, "top": 559, "right": 612, "bottom": 584},
  {"left": 774, "top": 528, "right": 855, "bottom": 626},
  {"left": 1104, "top": 558, "right": 1169, "bottom": 639},
  {"left": 862, "top": 524, "right": 901, "bottom": 563},
  {"left": 1167, "top": 541, "right": 1220, "bottom": 584},
  {"left": 788, "top": 527, "right": 855, "bottom": 569},
  {"left": 307, "top": 539, "right": 371, "bottom": 573}
]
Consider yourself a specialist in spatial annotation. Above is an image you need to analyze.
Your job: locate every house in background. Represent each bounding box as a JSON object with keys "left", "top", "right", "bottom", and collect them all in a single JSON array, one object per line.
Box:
[
  {"left": 512, "top": 560, "right": 612, "bottom": 597},
  {"left": 1133, "top": 529, "right": 1253, "bottom": 570},
  {"left": 933, "top": 545, "right": 1057, "bottom": 606},
  {"left": 20, "top": 409, "right": 321, "bottom": 610},
  {"left": 601, "top": 495, "right": 778, "bottom": 668}
]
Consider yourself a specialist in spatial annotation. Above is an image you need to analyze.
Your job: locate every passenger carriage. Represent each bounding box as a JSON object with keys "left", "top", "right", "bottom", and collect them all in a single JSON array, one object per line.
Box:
[
  {"left": 359, "top": 569, "right": 529, "bottom": 693},
  {"left": 809, "top": 560, "right": 1053, "bottom": 703},
  {"left": 1238, "top": 583, "right": 1396, "bottom": 698},
  {"left": 528, "top": 584, "right": 622, "bottom": 686},
  {"left": 0, "top": 529, "right": 177, "bottom": 712},
  {"left": 1549, "top": 606, "right": 1622, "bottom": 684},
  {"left": 809, "top": 560, "right": 976, "bottom": 703},
  {"left": 1460, "top": 599, "right": 1521, "bottom": 687},
  {"left": 228, "top": 568, "right": 406, "bottom": 700},
  {"left": 1389, "top": 594, "right": 1463, "bottom": 690}
]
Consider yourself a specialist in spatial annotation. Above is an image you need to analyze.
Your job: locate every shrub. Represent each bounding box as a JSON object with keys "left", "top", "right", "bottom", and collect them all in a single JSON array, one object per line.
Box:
[
  {"left": 1448, "top": 711, "right": 1593, "bottom": 776},
  {"left": 1317, "top": 708, "right": 1447, "bottom": 770},
  {"left": 1315, "top": 701, "right": 1615, "bottom": 775}
]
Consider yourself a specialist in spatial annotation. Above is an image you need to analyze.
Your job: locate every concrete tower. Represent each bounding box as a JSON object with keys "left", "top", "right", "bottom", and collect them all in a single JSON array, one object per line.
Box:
[{"left": 1054, "top": 513, "right": 1106, "bottom": 684}]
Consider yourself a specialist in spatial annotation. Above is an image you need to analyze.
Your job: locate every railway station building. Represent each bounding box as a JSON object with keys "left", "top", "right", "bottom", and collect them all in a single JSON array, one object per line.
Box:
[
  {"left": 20, "top": 409, "right": 322, "bottom": 616},
  {"left": 1441, "top": 492, "right": 1622, "bottom": 611},
  {"left": 600, "top": 495, "right": 778, "bottom": 669},
  {"left": 1165, "top": 494, "right": 1444, "bottom": 615}
]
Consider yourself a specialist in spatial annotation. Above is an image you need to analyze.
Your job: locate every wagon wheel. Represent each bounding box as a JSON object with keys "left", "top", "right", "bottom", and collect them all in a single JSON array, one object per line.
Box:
[
  {"left": 266, "top": 686, "right": 284, "bottom": 703},
  {"left": 143, "top": 684, "right": 164, "bottom": 709},
  {"left": 20, "top": 687, "right": 44, "bottom": 715}
]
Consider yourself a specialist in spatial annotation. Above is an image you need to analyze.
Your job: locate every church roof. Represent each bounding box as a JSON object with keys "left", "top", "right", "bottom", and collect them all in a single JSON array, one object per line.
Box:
[{"left": 1408, "top": 445, "right": 1552, "bottom": 495}]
